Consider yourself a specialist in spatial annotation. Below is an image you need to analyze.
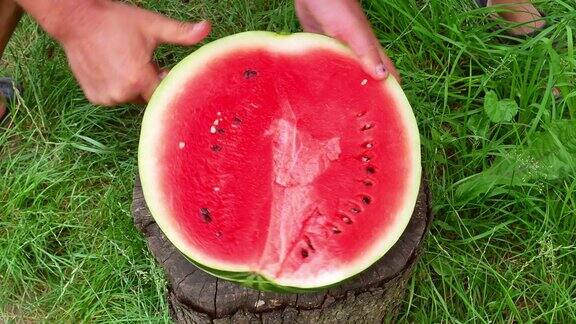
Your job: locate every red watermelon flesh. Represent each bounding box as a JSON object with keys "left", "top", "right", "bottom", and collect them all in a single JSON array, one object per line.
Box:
[{"left": 139, "top": 32, "right": 421, "bottom": 290}]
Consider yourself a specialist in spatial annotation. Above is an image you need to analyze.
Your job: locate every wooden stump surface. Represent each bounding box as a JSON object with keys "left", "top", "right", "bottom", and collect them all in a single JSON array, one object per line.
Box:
[{"left": 132, "top": 175, "right": 432, "bottom": 323}]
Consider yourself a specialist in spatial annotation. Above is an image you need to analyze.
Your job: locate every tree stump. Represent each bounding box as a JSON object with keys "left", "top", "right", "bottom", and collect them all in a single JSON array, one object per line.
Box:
[{"left": 132, "top": 175, "right": 432, "bottom": 323}]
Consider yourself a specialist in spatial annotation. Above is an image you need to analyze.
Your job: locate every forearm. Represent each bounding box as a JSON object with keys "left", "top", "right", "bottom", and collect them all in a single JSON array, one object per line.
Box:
[
  {"left": 0, "top": 0, "right": 23, "bottom": 57},
  {"left": 13, "top": 0, "right": 100, "bottom": 40}
]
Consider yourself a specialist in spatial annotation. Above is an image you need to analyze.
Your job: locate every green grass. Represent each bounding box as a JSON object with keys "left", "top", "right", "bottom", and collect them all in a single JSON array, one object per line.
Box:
[{"left": 1, "top": 0, "right": 575, "bottom": 322}]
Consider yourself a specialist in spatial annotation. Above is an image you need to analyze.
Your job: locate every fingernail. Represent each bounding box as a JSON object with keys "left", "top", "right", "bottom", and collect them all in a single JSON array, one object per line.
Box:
[
  {"left": 193, "top": 20, "right": 209, "bottom": 32},
  {"left": 375, "top": 64, "right": 387, "bottom": 79}
]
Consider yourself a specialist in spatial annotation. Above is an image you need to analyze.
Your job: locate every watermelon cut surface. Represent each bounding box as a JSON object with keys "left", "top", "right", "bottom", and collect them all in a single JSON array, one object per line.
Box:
[{"left": 139, "top": 31, "right": 421, "bottom": 291}]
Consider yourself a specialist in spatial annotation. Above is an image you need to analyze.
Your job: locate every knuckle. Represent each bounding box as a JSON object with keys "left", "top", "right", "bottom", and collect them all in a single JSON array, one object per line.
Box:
[
  {"left": 84, "top": 92, "right": 96, "bottom": 103},
  {"left": 111, "top": 83, "right": 136, "bottom": 102},
  {"left": 127, "top": 77, "right": 143, "bottom": 92},
  {"left": 96, "top": 97, "right": 116, "bottom": 106},
  {"left": 110, "top": 92, "right": 129, "bottom": 105},
  {"left": 101, "top": 99, "right": 117, "bottom": 107},
  {"left": 85, "top": 92, "right": 104, "bottom": 105}
]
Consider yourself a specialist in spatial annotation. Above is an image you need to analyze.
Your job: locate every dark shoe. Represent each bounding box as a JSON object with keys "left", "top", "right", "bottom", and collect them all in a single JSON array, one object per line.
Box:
[
  {"left": 0, "top": 96, "right": 6, "bottom": 123},
  {"left": 0, "top": 77, "right": 22, "bottom": 123}
]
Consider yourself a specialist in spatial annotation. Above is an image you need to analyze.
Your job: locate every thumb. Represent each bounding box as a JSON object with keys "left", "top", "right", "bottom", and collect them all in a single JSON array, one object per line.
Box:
[{"left": 152, "top": 17, "right": 211, "bottom": 45}]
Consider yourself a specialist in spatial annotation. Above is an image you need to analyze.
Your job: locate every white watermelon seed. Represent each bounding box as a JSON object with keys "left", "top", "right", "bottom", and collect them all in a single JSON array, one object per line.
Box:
[
  {"left": 213, "top": 187, "right": 220, "bottom": 192},
  {"left": 361, "top": 79, "right": 368, "bottom": 86},
  {"left": 341, "top": 215, "right": 353, "bottom": 224},
  {"left": 178, "top": 141, "right": 185, "bottom": 149},
  {"left": 361, "top": 123, "right": 375, "bottom": 131},
  {"left": 210, "top": 126, "right": 217, "bottom": 134}
]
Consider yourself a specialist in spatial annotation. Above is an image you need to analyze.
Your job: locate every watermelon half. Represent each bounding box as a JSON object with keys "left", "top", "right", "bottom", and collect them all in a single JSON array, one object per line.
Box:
[{"left": 139, "top": 31, "right": 421, "bottom": 291}]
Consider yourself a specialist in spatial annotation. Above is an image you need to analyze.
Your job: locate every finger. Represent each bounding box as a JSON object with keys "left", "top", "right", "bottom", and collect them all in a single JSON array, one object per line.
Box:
[
  {"left": 140, "top": 63, "right": 162, "bottom": 102},
  {"left": 149, "top": 16, "right": 211, "bottom": 46},
  {"left": 159, "top": 68, "right": 170, "bottom": 80},
  {"left": 135, "top": 68, "right": 169, "bottom": 104},
  {"left": 337, "top": 23, "right": 392, "bottom": 81},
  {"left": 295, "top": 0, "right": 323, "bottom": 33},
  {"left": 379, "top": 49, "right": 401, "bottom": 83},
  {"left": 355, "top": 41, "right": 389, "bottom": 80}
]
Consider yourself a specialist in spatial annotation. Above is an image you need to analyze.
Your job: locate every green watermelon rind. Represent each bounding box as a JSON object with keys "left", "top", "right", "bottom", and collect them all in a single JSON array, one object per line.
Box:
[
  {"left": 183, "top": 252, "right": 366, "bottom": 293},
  {"left": 139, "top": 31, "right": 421, "bottom": 291}
]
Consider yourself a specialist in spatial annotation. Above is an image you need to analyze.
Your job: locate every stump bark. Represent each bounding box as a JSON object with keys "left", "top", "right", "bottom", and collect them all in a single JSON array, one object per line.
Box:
[{"left": 132, "top": 175, "right": 432, "bottom": 323}]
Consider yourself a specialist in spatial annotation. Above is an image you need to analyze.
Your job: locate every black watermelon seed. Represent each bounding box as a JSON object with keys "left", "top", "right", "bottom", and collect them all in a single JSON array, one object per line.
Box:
[
  {"left": 366, "top": 165, "right": 376, "bottom": 174},
  {"left": 356, "top": 111, "right": 367, "bottom": 117},
  {"left": 243, "top": 69, "right": 258, "bottom": 79},
  {"left": 331, "top": 226, "right": 342, "bottom": 234},
  {"left": 301, "top": 248, "right": 309, "bottom": 258},
  {"left": 210, "top": 144, "right": 222, "bottom": 152},
  {"left": 304, "top": 235, "right": 315, "bottom": 251},
  {"left": 362, "top": 195, "right": 372, "bottom": 205},
  {"left": 199, "top": 208, "right": 212, "bottom": 223},
  {"left": 233, "top": 116, "right": 242, "bottom": 124}
]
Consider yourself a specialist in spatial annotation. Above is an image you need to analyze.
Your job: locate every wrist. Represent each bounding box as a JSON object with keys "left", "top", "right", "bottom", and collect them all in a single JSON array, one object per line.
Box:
[
  {"left": 16, "top": 0, "right": 105, "bottom": 42},
  {"left": 48, "top": 0, "right": 106, "bottom": 41}
]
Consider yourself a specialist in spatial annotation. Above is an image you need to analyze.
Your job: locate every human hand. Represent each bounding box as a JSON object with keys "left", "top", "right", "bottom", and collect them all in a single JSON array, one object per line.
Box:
[
  {"left": 295, "top": 0, "right": 400, "bottom": 82},
  {"left": 49, "top": 1, "right": 210, "bottom": 105}
]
